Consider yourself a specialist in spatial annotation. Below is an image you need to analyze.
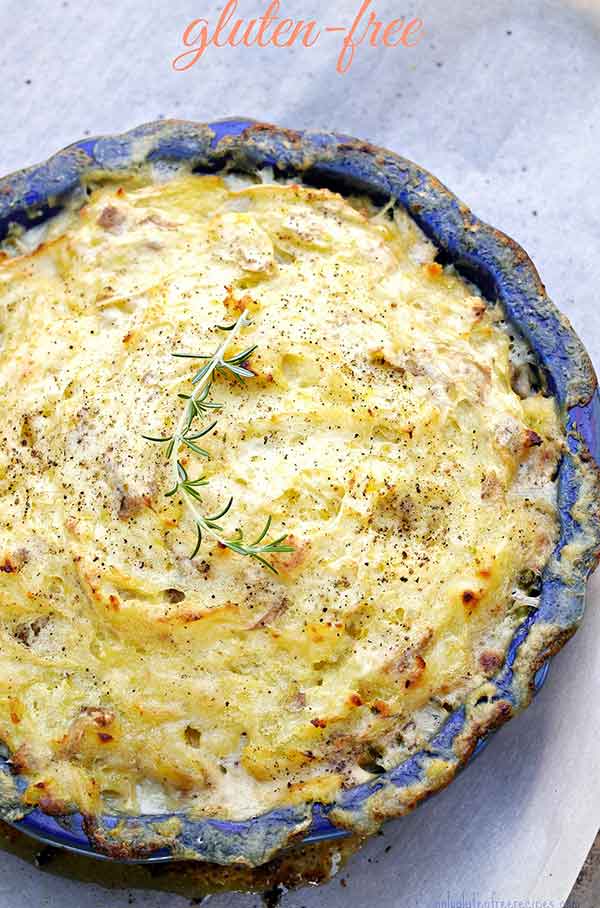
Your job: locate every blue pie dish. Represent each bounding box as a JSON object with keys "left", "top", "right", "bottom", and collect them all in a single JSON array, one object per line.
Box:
[{"left": 0, "top": 119, "right": 598, "bottom": 867}]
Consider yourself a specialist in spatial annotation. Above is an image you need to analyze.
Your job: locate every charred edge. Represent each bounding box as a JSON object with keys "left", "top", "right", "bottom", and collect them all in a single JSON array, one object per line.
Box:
[
  {"left": 454, "top": 699, "right": 513, "bottom": 765},
  {"left": 517, "top": 626, "right": 577, "bottom": 704},
  {"left": 82, "top": 815, "right": 170, "bottom": 861}
]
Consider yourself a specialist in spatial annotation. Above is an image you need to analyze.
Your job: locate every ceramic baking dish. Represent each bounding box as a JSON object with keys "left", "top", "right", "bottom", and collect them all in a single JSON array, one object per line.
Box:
[{"left": 0, "top": 118, "right": 598, "bottom": 866}]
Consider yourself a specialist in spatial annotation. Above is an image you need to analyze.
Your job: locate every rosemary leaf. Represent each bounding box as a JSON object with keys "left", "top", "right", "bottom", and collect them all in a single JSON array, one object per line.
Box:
[
  {"left": 141, "top": 433, "right": 173, "bottom": 443},
  {"left": 190, "top": 524, "right": 203, "bottom": 560},
  {"left": 181, "top": 438, "right": 210, "bottom": 457}
]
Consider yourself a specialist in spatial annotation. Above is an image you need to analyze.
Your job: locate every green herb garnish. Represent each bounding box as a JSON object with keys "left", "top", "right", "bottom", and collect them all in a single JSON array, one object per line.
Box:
[{"left": 143, "top": 309, "right": 293, "bottom": 573}]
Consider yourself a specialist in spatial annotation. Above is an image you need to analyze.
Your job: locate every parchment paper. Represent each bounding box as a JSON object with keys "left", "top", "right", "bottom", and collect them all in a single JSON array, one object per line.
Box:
[{"left": 0, "top": 0, "right": 598, "bottom": 904}]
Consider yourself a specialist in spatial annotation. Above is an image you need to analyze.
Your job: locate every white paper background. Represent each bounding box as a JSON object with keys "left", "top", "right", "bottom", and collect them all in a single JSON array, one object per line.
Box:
[{"left": 0, "top": 0, "right": 598, "bottom": 904}]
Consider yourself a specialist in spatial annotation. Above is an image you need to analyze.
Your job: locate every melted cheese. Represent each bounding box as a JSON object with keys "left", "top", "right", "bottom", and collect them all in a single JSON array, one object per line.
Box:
[{"left": 0, "top": 173, "right": 562, "bottom": 819}]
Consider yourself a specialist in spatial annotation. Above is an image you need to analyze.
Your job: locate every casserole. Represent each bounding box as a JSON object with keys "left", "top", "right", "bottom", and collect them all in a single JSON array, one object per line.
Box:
[{"left": 0, "top": 118, "right": 598, "bottom": 870}]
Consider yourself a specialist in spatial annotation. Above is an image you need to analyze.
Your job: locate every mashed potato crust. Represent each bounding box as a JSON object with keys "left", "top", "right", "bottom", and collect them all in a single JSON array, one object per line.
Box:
[{"left": 0, "top": 173, "right": 562, "bottom": 819}]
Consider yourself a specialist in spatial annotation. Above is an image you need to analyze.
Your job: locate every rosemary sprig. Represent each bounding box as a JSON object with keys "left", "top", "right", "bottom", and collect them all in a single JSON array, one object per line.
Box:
[{"left": 144, "top": 309, "right": 294, "bottom": 573}]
